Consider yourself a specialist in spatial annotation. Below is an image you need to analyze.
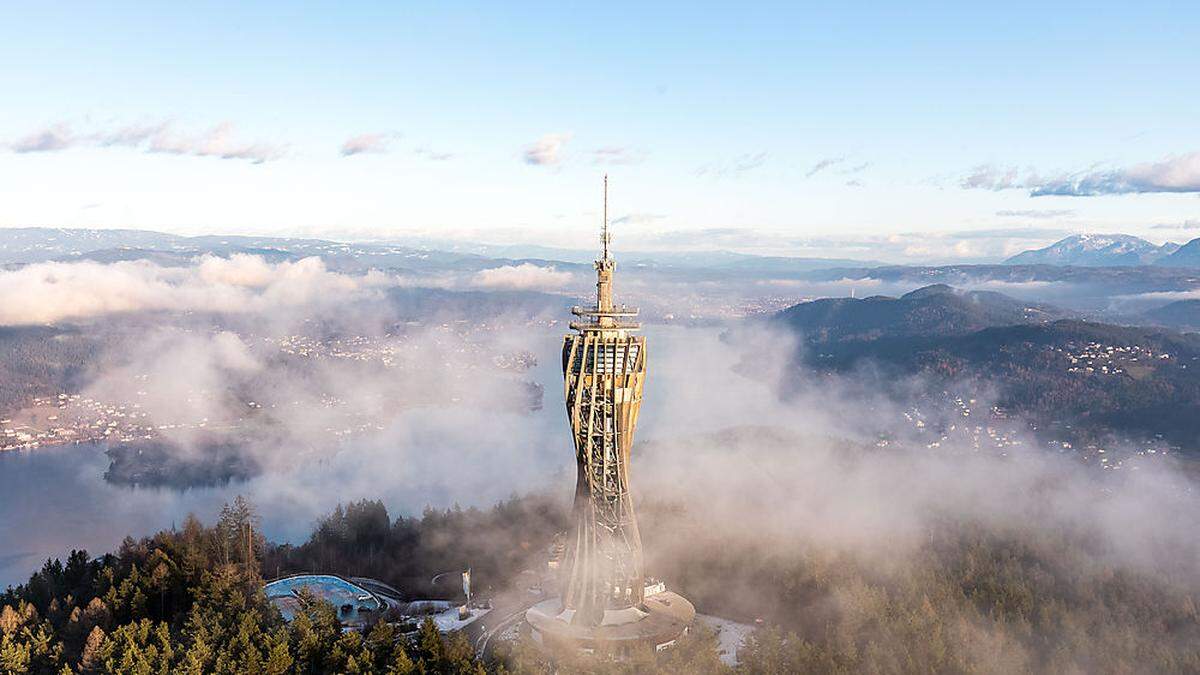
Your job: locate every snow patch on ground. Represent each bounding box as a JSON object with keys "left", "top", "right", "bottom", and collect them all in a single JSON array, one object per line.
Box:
[
  {"left": 696, "top": 614, "right": 755, "bottom": 666},
  {"left": 431, "top": 606, "right": 492, "bottom": 632}
]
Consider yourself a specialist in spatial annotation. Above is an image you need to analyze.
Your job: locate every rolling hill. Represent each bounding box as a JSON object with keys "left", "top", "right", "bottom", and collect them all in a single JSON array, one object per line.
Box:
[
  {"left": 772, "top": 287, "right": 1200, "bottom": 451},
  {"left": 771, "top": 284, "right": 1068, "bottom": 342},
  {"left": 1142, "top": 299, "right": 1200, "bottom": 330}
]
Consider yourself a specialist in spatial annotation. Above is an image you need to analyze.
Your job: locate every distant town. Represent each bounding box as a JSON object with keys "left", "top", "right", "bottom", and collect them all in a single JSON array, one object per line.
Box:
[
  {"left": 1, "top": 324, "right": 541, "bottom": 454},
  {"left": 883, "top": 388, "right": 1177, "bottom": 474}
]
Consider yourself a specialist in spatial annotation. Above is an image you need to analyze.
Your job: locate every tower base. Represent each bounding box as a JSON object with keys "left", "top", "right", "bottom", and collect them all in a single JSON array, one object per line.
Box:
[{"left": 524, "top": 591, "right": 695, "bottom": 658}]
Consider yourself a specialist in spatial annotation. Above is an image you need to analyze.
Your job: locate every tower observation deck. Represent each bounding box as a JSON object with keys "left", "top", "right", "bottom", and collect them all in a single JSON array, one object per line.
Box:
[{"left": 526, "top": 177, "right": 694, "bottom": 657}]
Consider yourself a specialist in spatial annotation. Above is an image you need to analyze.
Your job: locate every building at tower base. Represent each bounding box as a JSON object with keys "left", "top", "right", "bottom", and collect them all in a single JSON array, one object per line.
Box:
[{"left": 525, "top": 585, "right": 695, "bottom": 657}]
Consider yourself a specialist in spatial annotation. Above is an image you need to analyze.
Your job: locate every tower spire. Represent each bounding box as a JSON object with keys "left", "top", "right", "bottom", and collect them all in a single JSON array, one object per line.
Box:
[
  {"left": 602, "top": 173, "right": 610, "bottom": 260},
  {"left": 596, "top": 175, "right": 614, "bottom": 315},
  {"left": 571, "top": 175, "right": 637, "bottom": 329}
]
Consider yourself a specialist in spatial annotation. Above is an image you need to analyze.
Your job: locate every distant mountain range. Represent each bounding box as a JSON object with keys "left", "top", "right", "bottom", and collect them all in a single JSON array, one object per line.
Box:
[
  {"left": 0, "top": 227, "right": 569, "bottom": 274},
  {"left": 11, "top": 226, "right": 1200, "bottom": 273},
  {"left": 0, "top": 227, "right": 882, "bottom": 273},
  {"left": 389, "top": 238, "right": 887, "bottom": 270},
  {"left": 1155, "top": 238, "right": 1200, "bottom": 268},
  {"left": 1002, "top": 233, "right": 1200, "bottom": 268}
]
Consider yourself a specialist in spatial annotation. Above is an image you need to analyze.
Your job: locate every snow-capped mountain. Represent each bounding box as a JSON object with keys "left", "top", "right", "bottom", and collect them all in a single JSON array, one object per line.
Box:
[
  {"left": 1005, "top": 234, "right": 1179, "bottom": 266},
  {"left": 1155, "top": 238, "right": 1200, "bottom": 268}
]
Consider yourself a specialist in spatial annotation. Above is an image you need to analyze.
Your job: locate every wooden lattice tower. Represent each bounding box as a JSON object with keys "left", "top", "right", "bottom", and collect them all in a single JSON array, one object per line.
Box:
[{"left": 560, "top": 176, "right": 647, "bottom": 626}]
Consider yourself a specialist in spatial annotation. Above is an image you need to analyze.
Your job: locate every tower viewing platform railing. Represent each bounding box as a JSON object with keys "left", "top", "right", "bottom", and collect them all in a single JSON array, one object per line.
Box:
[{"left": 569, "top": 304, "right": 641, "bottom": 332}]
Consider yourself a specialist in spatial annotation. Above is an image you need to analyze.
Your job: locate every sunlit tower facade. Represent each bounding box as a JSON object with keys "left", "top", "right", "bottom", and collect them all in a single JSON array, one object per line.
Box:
[
  {"left": 560, "top": 175, "right": 647, "bottom": 626},
  {"left": 526, "top": 177, "right": 694, "bottom": 657}
]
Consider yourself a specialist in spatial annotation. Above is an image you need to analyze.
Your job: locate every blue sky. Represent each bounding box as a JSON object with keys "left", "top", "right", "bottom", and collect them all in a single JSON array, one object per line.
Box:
[{"left": 1, "top": 2, "right": 1198, "bottom": 262}]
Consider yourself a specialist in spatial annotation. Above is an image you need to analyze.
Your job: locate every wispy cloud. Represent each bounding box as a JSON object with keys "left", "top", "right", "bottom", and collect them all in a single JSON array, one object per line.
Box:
[
  {"left": 806, "top": 156, "right": 845, "bottom": 177},
  {"left": 995, "top": 209, "right": 1075, "bottom": 219},
  {"left": 1150, "top": 220, "right": 1200, "bottom": 231},
  {"left": 696, "top": 151, "right": 768, "bottom": 178},
  {"left": 7, "top": 120, "right": 285, "bottom": 164},
  {"left": 592, "top": 146, "right": 645, "bottom": 165},
  {"left": 612, "top": 212, "right": 667, "bottom": 225},
  {"left": 735, "top": 151, "right": 768, "bottom": 171},
  {"left": 340, "top": 133, "right": 391, "bottom": 156},
  {"left": 961, "top": 164, "right": 1026, "bottom": 191},
  {"left": 523, "top": 132, "right": 572, "bottom": 166},
  {"left": 413, "top": 145, "right": 453, "bottom": 161},
  {"left": 10, "top": 124, "right": 75, "bottom": 153},
  {"left": 147, "top": 122, "right": 285, "bottom": 163},
  {"left": 97, "top": 122, "right": 170, "bottom": 148}
]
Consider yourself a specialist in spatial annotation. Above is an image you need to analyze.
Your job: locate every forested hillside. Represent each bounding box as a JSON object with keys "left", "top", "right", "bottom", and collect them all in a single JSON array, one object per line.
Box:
[
  {"left": 12, "top": 490, "right": 1191, "bottom": 674},
  {"left": 0, "top": 326, "right": 100, "bottom": 413},
  {"left": 772, "top": 287, "right": 1200, "bottom": 451},
  {"left": 0, "top": 499, "right": 488, "bottom": 674}
]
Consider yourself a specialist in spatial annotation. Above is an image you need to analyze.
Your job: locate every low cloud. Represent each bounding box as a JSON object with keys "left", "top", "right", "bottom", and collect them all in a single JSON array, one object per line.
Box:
[
  {"left": 0, "top": 254, "right": 387, "bottom": 325},
  {"left": 958, "top": 279, "right": 1056, "bottom": 292},
  {"left": 524, "top": 132, "right": 572, "bottom": 166},
  {"left": 340, "top": 133, "right": 391, "bottom": 156},
  {"left": 5, "top": 262, "right": 1199, "bottom": 642},
  {"left": 7, "top": 120, "right": 285, "bottom": 164},
  {"left": 896, "top": 237, "right": 998, "bottom": 261},
  {"left": 1115, "top": 289, "right": 1200, "bottom": 304},
  {"left": 470, "top": 263, "right": 575, "bottom": 290},
  {"left": 628, "top": 325, "right": 1200, "bottom": 587}
]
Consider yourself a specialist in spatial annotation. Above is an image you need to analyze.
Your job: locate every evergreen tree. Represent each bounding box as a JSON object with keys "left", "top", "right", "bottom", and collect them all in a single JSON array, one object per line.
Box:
[{"left": 77, "top": 626, "right": 105, "bottom": 674}]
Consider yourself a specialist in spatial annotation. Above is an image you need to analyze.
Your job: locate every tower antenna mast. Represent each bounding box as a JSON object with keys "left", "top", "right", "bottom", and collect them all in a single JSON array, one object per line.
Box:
[{"left": 602, "top": 174, "right": 609, "bottom": 260}]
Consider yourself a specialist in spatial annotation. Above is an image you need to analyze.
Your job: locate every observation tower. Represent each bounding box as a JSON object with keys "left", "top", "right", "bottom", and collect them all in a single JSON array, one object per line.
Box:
[{"left": 525, "top": 177, "right": 694, "bottom": 657}]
